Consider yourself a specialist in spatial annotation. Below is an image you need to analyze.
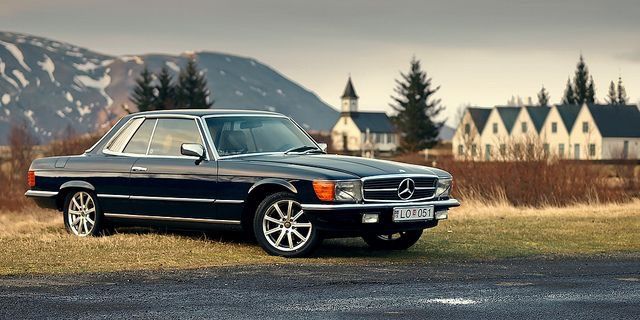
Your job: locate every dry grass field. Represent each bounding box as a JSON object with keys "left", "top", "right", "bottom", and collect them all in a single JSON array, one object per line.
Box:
[{"left": 1, "top": 200, "right": 638, "bottom": 276}]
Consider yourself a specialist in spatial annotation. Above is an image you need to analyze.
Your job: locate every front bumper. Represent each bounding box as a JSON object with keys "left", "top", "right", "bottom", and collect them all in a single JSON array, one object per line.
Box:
[{"left": 301, "top": 198, "right": 460, "bottom": 235}]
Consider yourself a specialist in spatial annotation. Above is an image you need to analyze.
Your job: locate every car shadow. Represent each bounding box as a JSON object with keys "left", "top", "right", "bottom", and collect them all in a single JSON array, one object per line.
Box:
[{"left": 109, "top": 226, "right": 436, "bottom": 260}]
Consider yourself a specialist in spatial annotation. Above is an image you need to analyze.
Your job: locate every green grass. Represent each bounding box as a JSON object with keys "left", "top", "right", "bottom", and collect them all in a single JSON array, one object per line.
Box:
[{"left": 1, "top": 201, "right": 639, "bottom": 275}]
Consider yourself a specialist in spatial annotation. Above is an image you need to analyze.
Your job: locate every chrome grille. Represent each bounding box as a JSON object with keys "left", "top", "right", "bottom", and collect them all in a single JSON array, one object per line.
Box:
[{"left": 362, "top": 175, "right": 437, "bottom": 202}]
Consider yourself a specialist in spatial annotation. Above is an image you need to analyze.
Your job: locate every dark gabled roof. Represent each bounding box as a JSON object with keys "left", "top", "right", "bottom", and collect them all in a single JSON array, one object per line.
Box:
[
  {"left": 341, "top": 77, "right": 359, "bottom": 99},
  {"left": 494, "top": 106, "right": 521, "bottom": 133},
  {"left": 467, "top": 107, "right": 492, "bottom": 133},
  {"left": 587, "top": 104, "right": 640, "bottom": 138},
  {"left": 349, "top": 112, "right": 395, "bottom": 133},
  {"left": 524, "top": 106, "right": 551, "bottom": 133},
  {"left": 555, "top": 104, "right": 582, "bottom": 132}
]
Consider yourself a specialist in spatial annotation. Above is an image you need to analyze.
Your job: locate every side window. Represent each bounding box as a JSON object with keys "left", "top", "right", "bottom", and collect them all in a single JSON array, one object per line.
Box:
[
  {"left": 105, "top": 118, "right": 144, "bottom": 152},
  {"left": 148, "top": 119, "right": 203, "bottom": 156},
  {"left": 123, "top": 119, "right": 156, "bottom": 154}
]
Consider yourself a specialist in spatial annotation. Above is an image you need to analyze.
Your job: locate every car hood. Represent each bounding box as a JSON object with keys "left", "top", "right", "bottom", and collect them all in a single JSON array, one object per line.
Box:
[{"left": 241, "top": 153, "right": 451, "bottom": 179}]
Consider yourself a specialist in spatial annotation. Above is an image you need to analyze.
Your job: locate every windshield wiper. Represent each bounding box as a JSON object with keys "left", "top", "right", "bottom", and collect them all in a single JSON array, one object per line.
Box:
[{"left": 284, "top": 145, "right": 321, "bottom": 154}]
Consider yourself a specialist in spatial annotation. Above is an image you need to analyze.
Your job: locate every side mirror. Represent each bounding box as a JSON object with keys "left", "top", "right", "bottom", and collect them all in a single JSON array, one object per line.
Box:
[
  {"left": 318, "top": 143, "right": 328, "bottom": 153},
  {"left": 181, "top": 143, "right": 205, "bottom": 159}
]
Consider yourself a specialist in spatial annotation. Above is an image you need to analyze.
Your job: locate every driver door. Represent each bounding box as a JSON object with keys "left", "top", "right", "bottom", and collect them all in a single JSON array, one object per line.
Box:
[{"left": 127, "top": 117, "right": 219, "bottom": 219}]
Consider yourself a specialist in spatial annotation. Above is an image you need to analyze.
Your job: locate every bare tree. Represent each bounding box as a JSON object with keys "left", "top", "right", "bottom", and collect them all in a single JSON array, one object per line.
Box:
[{"left": 8, "top": 123, "right": 37, "bottom": 190}]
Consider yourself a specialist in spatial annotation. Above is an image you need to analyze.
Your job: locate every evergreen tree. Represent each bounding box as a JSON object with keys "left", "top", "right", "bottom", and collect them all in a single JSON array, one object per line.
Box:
[
  {"left": 175, "top": 58, "right": 213, "bottom": 109},
  {"left": 562, "top": 78, "right": 576, "bottom": 105},
  {"left": 130, "top": 67, "right": 155, "bottom": 112},
  {"left": 154, "top": 67, "right": 176, "bottom": 110},
  {"left": 606, "top": 81, "right": 617, "bottom": 105},
  {"left": 537, "top": 86, "right": 550, "bottom": 106},
  {"left": 617, "top": 76, "right": 628, "bottom": 105},
  {"left": 586, "top": 76, "right": 595, "bottom": 103},
  {"left": 390, "top": 57, "right": 444, "bottom": 153},
  {"left": 573, "top": 55, "right": 591, "bottom": 104}
]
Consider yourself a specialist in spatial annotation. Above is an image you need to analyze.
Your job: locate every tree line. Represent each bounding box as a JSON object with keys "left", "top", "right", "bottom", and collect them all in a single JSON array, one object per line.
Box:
[
  {"left": 130, "top": 57, "right": 213, "bottom": 112},
  {"left": 533, "top": 55, "right": 629, "bottom": 107}
]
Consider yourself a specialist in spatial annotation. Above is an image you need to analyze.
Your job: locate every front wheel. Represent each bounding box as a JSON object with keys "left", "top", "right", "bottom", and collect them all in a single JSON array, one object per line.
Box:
[
  {"left": 253, "top": 192, "right": 322, "bottom": 257},
  {"left": 362, "top": 230, "right": 423, "bottom": 250}
]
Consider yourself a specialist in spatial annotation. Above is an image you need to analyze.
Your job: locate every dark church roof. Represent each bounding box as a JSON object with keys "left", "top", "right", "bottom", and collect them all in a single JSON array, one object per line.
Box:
[
  {"left": 587, "top": 104, "right": 640, "bottom": 138},
  {"left": 349, "top": 112, "right": 395, "bottom": 133},
  {"left": 341, "top": 77, "right": 359, "bottom": 99}
]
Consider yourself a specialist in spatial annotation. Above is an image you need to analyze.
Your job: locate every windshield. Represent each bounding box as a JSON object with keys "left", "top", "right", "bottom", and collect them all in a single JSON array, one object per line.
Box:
[{"left": 205, "top": 116, "right": 319, "bottom": 157}]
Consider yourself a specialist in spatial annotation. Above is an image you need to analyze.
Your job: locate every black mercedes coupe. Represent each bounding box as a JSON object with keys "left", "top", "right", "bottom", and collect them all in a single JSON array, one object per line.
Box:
[{"left": 25, "top": 110, "right": 459, "bottom": 257}]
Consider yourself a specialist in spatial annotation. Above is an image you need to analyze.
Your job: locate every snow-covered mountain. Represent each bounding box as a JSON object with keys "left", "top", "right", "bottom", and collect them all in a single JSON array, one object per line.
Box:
[{"left": 0, "top": 32, "right": 339, "bottom": 143}]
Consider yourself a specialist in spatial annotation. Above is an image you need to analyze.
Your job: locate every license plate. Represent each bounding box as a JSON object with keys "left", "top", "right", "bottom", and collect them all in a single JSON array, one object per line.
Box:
[{"left": 393, "top": 206, "right": 434, "bottom": 222}]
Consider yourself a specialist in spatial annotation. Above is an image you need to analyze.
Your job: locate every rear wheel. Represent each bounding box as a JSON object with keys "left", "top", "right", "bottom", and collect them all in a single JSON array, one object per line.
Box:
[
  {"left": 253, "top": 192, "right": 321, "bottom": 257},
  {"left": 63, "top": 190, "right": 104, "bottom": 237},
  {"left": 362, "top": 230, "right": 423, "bottom": 250}
]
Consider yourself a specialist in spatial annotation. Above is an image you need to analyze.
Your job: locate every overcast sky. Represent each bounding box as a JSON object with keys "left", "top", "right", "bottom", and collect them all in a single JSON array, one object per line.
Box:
[{"left": 2, "top": 0, "right": 640, "bottom": 125}]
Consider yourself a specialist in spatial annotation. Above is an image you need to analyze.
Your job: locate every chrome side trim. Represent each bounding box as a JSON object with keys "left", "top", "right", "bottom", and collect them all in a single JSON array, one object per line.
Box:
[
  {"left": 300, "top": 198, "right": 460, "bottom": 211},
  {"left": 130, "top": 195, "right": 215, "bottom": 203},
  {"left": 97, "top": 194, "right": 130, "bottom": 199},
  {"left": 24, "top": 190, "right": 58, "bottom": 197},
  {"left": 215, "top": 199, "right": 245, "bottom": 204},
  {"left": 96, "top": 194, "right": 244, "bottom": 204},
  {"left": 103, "top": 213, "right": 241, "bottom": 225}
]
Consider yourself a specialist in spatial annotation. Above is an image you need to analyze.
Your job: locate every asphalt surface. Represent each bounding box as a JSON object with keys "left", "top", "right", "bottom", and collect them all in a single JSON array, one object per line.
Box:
[{"left": 1, "top": 258, "right": 639, "bottom": 319}]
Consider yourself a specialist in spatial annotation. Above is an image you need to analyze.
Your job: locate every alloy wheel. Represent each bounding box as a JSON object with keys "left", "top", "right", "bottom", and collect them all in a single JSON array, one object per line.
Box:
[
  {"left": 262, "top": 199, "right": 312, "bottom": 251},
  {"left": 67, "top": 191, "right": 96, "bottom": 236}
]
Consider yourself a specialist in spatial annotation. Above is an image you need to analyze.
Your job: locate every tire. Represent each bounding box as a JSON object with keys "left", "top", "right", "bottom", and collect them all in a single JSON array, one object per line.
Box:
[
  {"left": 362, "top": 230, "right": 423, "bottom": 250},
  {"left": 63, "top": 190, "right": 104, "bottom": 237},
  {"left": 253, "top": 192, "right": 322, "bottom": 257}
]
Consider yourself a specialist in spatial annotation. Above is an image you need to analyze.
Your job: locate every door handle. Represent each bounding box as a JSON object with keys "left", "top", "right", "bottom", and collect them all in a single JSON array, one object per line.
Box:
[{"left": 132, "top": 166, "right": 148, "bottom": 172}]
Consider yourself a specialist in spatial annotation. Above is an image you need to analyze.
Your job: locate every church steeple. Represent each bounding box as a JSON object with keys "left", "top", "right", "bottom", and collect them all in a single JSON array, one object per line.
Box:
[{"left": 341, "top": 76, "right": 358, "bottom": 114}]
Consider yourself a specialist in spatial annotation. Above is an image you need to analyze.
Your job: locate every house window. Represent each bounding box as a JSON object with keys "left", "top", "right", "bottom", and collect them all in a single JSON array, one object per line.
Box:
[
  {"left": 485, "top": 144, "right": 491, "bottom": 161},
  {"left": 343, "top": 117, "right": 347, "bottom": 125},
  {"left": 551, "top": 122, "right": 557, "bottom": 133},
  {"left": 543, "top": 143, "right": 550, "bottom": 155},
  {"left": 464, "top": 123, "right": 471, "bottom": 135},
  {"left": 574, "top": 144, "right": 580, "bottom": 159},
  {"left": 499, "top": 144, "right": 506, "bottom": 156},
  {"left": 458, "top": 145, "right": 464, "bottom": 156},
  {"left": 582, "top": 122, "right": 589, "bottom": 133},
  {"left": 521, "top": 122, "right": 528, "bottom": 133},
  {"left": 471, "top": 144, "right": 477, "bottom": 156},
  {"left": 389, "top": 134, "right": 396, "bottom": 144},
  {"left": 492, "top": 123, "right": 498, "bottom": 134},
  {"left": 623, "top": 140, "right": 629, "bottom": 159},
  {"left": 589, "top": 144, "right": 596, "bottom": 157},
  {"left": 558, "top": 143, "right": 565, "bottom": 157}
]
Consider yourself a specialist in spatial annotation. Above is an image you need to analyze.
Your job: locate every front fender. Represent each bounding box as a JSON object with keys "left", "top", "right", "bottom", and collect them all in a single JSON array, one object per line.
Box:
[{"left": 248, "top": 178, "right": 297, "bottom": 194}]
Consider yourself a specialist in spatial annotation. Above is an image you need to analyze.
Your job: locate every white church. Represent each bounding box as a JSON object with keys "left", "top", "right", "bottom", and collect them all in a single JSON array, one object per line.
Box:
[{"left": 330, "top": 77, "right": 398, "bottom": 156}]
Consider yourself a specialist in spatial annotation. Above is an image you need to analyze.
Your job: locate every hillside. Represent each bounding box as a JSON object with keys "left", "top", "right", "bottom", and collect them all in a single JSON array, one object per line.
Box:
[{"left": 0, "top": 32, "right": 339, "bottom": 143}]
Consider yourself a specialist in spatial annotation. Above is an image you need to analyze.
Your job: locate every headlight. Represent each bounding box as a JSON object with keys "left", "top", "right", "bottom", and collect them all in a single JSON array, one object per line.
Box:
[
  {"left": 435, "top": 178, "right": 452, "bottom": 198},
  {"left": 313, "top": 180, "right": 362, "bottom": 202}
]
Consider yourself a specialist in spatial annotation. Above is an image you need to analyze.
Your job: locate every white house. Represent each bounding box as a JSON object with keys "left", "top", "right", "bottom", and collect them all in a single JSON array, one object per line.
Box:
[
  {"left": 540, "top": 104, "right": 581, "bottom": 159},
  {"left": 570, "top": 104, "right": 640, "bottom": 160},
  {"left": 331, "top": 77, "right": 397, "bottom": 156},
  {"left": 453, "top": 103, "right": 640, "bottom": 161},
  {"left": 452, "top": 107, "right": 491, "bottom": 160}
]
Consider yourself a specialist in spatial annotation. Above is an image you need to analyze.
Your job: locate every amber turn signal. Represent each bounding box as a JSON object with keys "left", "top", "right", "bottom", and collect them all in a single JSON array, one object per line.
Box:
[
  {"left": 312, "top": 180, "right": 335, "bottom": 201},
  {"left": 27, "top": 170, "right": 36, "bottom": 188}
]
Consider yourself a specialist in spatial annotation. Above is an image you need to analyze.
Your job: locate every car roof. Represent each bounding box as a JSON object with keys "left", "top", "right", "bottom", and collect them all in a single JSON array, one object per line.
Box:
[{"left": 134, "top": 109, "right": 284, "bottom": 117}]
